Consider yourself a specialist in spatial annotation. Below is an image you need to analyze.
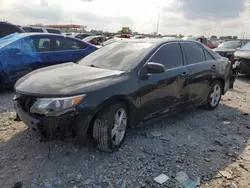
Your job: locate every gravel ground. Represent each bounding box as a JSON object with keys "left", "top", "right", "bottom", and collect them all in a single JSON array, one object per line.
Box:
[{"left": 0, "top": 78, "right": 250, "bottom": 188}]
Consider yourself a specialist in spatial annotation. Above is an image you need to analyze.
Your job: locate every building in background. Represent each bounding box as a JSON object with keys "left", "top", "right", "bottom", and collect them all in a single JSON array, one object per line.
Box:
[{"left": 29, "top": 24, "right": 87, "bottom": 33}]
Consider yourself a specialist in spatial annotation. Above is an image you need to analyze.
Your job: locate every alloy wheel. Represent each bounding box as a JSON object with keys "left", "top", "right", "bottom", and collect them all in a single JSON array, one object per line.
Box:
[
  {"left": 209, "top": 84, "right": 221, "bottom": 107},
  {"left": 111, "top": 108, "right": 127, "bottom": 145}
]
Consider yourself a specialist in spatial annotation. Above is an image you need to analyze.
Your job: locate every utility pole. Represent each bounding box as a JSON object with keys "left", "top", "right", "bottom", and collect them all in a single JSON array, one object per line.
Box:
[
  {"left": 208, "top": 28, "right": 212, "bottom": 38},
  {"left": 156, "top": 13, "right": 160, "bottom": 34},
  {"left": 242, "top": 32, "right": 245, "bottom": 39}
]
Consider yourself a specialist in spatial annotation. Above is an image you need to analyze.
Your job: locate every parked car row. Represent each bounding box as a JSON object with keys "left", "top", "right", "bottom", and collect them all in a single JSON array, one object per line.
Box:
[
  {"left": 213, "top": 40, "right": 250, "bottom": 60},
  {"left": 182, "top": 36, "right": 217, "bottom": 49},
  {"left": 12, "top": 38, "right": 231, "bottom": 152},
  {"left": 231, "top": 42, "right": 250, "bottom": 76},
  {"left": 212, "top": 39, "right": 250, "bottom": 88}
]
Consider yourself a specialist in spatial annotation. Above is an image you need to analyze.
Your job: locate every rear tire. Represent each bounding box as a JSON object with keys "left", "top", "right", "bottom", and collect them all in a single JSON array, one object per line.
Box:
[
  {"left": 93, "top": 103, "right": 128, "bottom": 152},
  {"left": 205, "top": 81, "right": 222, "bottom": 110}
]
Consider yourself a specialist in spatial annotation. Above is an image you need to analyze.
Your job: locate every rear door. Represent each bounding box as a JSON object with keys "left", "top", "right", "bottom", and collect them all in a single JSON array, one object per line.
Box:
[
  {"left": 139, "top": 42, "right": 189, "bottom": 120},
  {"left": 29, "top": 35, "right": 58, "bottom": 68},
  {"left": 181, "top": 42, "right": 218, "bottom": 107},
  {"left": 51, "top": 36, "right": 94, "bottom": 63}
]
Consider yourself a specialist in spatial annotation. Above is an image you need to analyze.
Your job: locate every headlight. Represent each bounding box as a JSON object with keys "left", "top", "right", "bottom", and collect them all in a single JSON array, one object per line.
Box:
[{"left": 30, "top": 95, "right": 85, "bottom": 116}]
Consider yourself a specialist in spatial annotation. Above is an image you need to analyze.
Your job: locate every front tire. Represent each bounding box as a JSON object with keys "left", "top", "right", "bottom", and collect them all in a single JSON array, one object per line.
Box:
[
  {"left": 93, "top": 103, "right": 128, "bottom": 152},
  {"left": 206, "top": 81, "right": 222, "bottom": 110}
]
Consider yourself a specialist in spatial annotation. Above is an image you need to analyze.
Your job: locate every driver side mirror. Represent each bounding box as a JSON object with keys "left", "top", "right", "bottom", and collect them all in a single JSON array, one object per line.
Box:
[
  {"left": 146, "top": 62, "right": 166, "bottom": 74},
  {"left": 236, "top": 47, "right": 240, "bottom": 51}
]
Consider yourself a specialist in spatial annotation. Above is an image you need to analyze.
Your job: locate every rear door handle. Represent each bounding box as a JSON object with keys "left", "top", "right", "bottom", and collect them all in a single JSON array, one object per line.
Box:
[{"left": 212, "top": 65, "right": 216, "bottom": 69}]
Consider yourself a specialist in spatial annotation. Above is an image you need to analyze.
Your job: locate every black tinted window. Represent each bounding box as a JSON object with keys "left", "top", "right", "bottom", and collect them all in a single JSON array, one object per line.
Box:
[
  {"left": 32, "top": 37, "right": 52, "bottom": 52},
  {"left": 0, "top": 24, "right": 23, "bottom": 38},
  {"left": 55, "top": 37, "right": 86, "bottom": 51},
  {"left": 149, "top": 43, "right": 183, "bottom": 69},
  {"left": 204, "top": 50, "right": 214, "bottom": 60},
  {"left": 47, "top": 29, "right": 61, "bottom": 34},
  {"left": 182, "top": 43, "right": 206, "bottom": 64},
  {"left": 23, "top": 27, "right": 44, "bottom": 33}
]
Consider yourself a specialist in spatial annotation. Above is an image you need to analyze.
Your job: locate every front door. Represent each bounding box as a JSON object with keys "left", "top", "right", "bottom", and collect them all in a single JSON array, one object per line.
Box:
[
  {"left": 181, "top": 42, "right": 218, "bottom": 107},
  {"left": 139, "top": 42, "right": 189, "bottom": 121}
]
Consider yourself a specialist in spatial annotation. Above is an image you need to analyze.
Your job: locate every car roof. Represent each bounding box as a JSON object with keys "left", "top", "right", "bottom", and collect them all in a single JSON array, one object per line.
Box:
[
  {"left": 0, "top": 33, "right": 78, "bottom": 49},
  {"left": 111, "top": 38, "right": 198, "bottom": 45},
  {"left": 10, "top": 33, "right": 64, "bottom": 37},
  {"left": 22, "top": 26, "right": 60, "bottom": 30}
]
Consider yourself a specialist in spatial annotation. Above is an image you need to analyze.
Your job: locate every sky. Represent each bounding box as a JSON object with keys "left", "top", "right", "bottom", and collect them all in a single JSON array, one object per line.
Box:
[{"left": 0, "top": 0, "right": 250, "bottom": 37}]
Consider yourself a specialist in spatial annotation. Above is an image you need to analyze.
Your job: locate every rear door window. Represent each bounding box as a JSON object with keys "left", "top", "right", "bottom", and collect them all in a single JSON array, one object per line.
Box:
[
  {"left": 149, "top": 43, "right": 184, "bottom": 69},
  {"left": 181, "top": 43, "right": 206, "bottom": 65},
  {"left": 55, "top": 37, "right": 86, "bottom": 51},
  {"left": 32, "top": 37, "right": 52, "bottom": 52},
  {"left": 46, "top": 29, "right": 61, "bottom": 34},
  {"left": 22, "top": 27, "right": 44, "bottom": 33},
  {"left": 204, "top": 50, "right": 214, "bottom": 60}
]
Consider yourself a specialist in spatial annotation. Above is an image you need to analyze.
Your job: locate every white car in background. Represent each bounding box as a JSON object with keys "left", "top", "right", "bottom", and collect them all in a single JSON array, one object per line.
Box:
[
  {"left": 22, "top": 26, "right": 61, "bottom": 34},
  {"left": 83, "top": 35, "right": 107, "bottom": 48}
]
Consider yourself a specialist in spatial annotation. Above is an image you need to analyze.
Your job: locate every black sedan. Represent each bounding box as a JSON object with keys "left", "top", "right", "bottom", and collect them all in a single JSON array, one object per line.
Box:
[{"left": 13, "top": 39, "right": 231, "bottom": 152}]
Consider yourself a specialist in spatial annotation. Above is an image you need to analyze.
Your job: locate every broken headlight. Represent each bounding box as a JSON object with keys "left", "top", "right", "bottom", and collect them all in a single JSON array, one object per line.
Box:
[{"left": 30, "top": 95, "right": 85, "bottom": 116}]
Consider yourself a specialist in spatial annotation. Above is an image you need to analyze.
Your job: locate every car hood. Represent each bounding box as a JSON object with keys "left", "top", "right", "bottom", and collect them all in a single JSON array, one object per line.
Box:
[
  {"left": 213, "top": 48, "right": 236, "bottom": 52},
  {"left": 15, "top": 62, "right": 125, "bottom": 96},
  {"left": 234, "top": 50, "right": 250, "bottom": 59}
]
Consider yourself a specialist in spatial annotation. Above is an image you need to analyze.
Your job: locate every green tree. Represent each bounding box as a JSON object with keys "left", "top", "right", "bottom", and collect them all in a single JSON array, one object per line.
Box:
[{"left": 178, "top": 34, "right": 184, "bottom": 38}]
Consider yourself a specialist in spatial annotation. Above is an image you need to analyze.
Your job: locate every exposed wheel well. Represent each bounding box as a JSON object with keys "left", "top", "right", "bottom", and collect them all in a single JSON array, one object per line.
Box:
[
  {"left": 215, "top": 78, "right": 225, "bottom": 95},
  {"left": 86, "top": 98, "right": 135, "bottom": 137}
]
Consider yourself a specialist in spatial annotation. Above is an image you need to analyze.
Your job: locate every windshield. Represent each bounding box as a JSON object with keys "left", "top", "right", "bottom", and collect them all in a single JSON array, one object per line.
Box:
[
  {"left": 218, "top": 41, "right": 240, "bottom": 49},
  {"left": 79, "top": 41, "right": 155, "bottom": 71}
]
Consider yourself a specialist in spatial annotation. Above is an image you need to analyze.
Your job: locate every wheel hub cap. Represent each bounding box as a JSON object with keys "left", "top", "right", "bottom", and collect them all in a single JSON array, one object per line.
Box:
[
  {"left": 111, "top": 108, "right": 127, "bottom": 145},
  {"left": 210, "top": 84, "right": 221, "bottom": 107}
]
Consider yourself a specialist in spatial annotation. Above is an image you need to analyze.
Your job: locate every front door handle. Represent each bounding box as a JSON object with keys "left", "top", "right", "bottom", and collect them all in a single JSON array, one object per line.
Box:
[{"left": 212, "top": 65, "right": 216, "bottom": 69}]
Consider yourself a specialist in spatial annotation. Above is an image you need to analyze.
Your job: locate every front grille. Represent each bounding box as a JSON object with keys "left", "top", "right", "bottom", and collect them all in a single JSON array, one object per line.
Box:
[{"left": 19, "top": 95, "right": 39, "bottom": 113}]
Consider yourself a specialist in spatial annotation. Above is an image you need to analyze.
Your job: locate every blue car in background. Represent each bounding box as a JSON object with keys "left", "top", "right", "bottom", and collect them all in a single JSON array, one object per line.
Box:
[{"left": 0, "top": 33, "right": 97, "bottom": 90}]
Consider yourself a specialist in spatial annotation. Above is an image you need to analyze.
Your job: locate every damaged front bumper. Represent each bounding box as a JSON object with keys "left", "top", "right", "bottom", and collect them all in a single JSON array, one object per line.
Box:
[
  {"left": 13, "top": 99, "right": 78, "bottom": 139},
  {"left": 237, "top": 59, "right": 250, "bottom": 75}
]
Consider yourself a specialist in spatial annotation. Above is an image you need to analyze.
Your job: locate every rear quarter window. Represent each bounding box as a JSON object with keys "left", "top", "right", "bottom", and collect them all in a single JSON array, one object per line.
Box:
[
  {"left": 181, "top": 42, "right": 206, "bottom": 65},
  {"left": 204, "top": 45, "right": 221, "bottom": 59},
  {"left": 46, "top": 29, "right": 61, "bottom": 34}
]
